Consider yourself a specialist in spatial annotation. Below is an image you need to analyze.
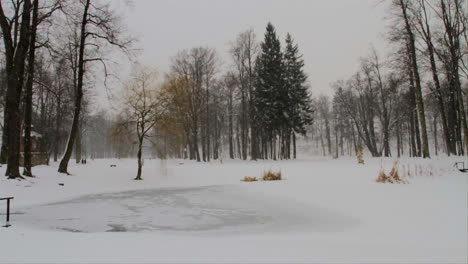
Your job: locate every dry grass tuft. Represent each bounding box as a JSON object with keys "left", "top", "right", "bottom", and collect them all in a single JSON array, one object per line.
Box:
[
  {"left": 241, "top": 176, "right": 258, "bottom": 182},
  {"left": 357, "top": 146, "right": 365, "bottom": 164},
  {"left": 376, "top": 169, "right": 389, "bottom": 183},
  {"left": 376, "top": 161, "right": 408, "bottom": 184},
  {"left": 262, "top": 170, "right": 282, "bottom": 181}
]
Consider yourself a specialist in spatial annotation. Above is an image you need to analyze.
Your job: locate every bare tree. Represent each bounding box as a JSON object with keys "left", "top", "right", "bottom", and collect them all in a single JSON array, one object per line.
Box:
[
  {"left": 222, "top": 72, "right": 237, "bottom": 159},
  {"left": 120, "top": 66, "right": 168, "bottom": 180},
  {"left": 393, "top": 0, "right": 430, "bottom": 158},
  {"left": 230, "top": 29, "right": 258, "bottom": 160},
  {"left": 22, "top": 0, "right": 40, "bottom": 177},
  {"left": 57, "top": 0, "right": 134, "bottom": 174},
  {"left": 435, "top": 0, "right": 467, "bottom": 155},
  {"left": 413, "top": 0, "right": 453, "bottom": 155},
  {"left": 317, "top": 95, "right": 332, "bottom": 156},
  {"left": 170, "top": 47, "right": 217, "bottom": 162},
  {"left": 21, "top": 0, "right": 62, "bottom": 176}
]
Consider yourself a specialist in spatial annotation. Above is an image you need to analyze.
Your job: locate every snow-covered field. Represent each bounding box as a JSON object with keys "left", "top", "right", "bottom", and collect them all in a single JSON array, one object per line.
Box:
[{"left": 0, "top": 157, "right": 467, "bottom": 263}]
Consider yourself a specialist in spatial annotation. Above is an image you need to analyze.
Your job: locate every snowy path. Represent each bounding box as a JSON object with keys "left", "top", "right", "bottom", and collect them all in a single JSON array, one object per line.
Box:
[{"left": 0, "top": 157, "right": 466, "bottom": 263}]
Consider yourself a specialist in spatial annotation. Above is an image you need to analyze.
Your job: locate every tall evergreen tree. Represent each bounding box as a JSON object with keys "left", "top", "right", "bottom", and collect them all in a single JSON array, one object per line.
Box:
[
  {"left": 253, "top": 23, "right": 284, "bottom": 158},
  {"left": 283, "top": 33, "right": 313, "bottom": 136}
]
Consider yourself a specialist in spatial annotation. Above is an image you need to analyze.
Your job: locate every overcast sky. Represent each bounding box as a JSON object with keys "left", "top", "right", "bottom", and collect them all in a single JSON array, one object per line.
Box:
[{"left": 105, "top": 0, "right": 390, "bottom": 105}]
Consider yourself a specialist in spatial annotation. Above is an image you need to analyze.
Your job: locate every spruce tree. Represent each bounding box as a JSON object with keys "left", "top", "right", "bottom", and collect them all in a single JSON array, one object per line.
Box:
[
  {"left": 283, "top": 33, "right": 313, "bottom": 136},
  {"left": 253, "top": 23, "right": 284, "bottom": 158}
]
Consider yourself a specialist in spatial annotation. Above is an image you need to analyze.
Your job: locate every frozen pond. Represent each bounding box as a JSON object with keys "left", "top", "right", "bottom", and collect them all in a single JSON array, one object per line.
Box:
[{"left": 15, "top": 185, "right": 358, "bottom": 234}]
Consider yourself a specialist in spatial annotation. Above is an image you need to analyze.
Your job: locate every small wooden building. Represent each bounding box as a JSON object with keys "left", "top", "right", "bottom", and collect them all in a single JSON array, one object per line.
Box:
[
  {"left": 20, "top": 130, "right": 42, "bottom": 152},
  {"left": 19, "top": 130, "right": 49, "bottom": 166}
]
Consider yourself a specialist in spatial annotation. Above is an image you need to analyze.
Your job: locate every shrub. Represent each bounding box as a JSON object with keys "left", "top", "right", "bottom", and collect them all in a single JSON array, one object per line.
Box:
[
  {"left": 262, "top": 170, "right": 282, "bottom": 181},
  {"left": 241, "top": 176, "right": 258, "bottom": 182}
]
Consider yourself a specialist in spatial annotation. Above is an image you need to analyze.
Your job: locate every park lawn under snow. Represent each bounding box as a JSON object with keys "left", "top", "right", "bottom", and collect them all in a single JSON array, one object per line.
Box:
[{"left": 0, "top": 156, "right": 466, "bottom": 263}]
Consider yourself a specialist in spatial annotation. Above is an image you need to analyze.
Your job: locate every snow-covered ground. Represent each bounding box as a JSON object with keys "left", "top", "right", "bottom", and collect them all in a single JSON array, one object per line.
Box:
[{"left": 0, "top": 157, "right": 467, "bottom": 263}]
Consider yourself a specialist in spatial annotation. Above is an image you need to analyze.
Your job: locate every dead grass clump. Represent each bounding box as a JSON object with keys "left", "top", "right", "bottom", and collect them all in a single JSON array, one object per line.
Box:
[
  {"left": 357, "top": 146, "right": 365, "bottom": 164},
  {"left": 241, "top": 176, "right": 258, "bottom": 182},
  {"left": 262, "top": 170, "right": 282, "bottom": 181},
  {"left": 389, "top": 164, "right": 401, "bottom": 182},
  {"left": 376, "top": 162, "right": 408, "bottom": 184},
  {"left": 376, "top": 169, "right": 389, "bottom": 183}
]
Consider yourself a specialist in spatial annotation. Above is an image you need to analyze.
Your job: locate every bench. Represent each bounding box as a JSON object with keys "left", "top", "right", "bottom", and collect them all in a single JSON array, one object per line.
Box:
[
  {"left": 454, "top": 162, "right": 468, "bottom": 173},
  {"left": 0, "top": 197, "right": 13, "bottom": 227}
]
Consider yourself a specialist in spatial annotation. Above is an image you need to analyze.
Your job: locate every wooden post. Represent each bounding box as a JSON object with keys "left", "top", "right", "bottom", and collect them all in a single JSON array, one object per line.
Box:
[{"left": 1, "top": 197, "right": 14, "bottom": 227}]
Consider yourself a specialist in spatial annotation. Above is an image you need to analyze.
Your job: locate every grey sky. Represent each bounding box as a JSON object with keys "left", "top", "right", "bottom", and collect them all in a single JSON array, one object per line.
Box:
[{"left": 110, "top": 0, "right": 389, "bottom": 100}]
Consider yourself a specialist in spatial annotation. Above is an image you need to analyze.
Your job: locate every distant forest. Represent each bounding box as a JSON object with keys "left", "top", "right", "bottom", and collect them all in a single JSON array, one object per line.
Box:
[{"left": 0, "top": 0, "right": 466, "bottom": 179}]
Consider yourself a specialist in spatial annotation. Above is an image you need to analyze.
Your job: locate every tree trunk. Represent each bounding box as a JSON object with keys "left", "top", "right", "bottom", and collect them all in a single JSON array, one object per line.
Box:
[
  {"left": 58, "top": 0, "right": 90, "bottom": 174},
  {"left": 75, "top": 120, "right": 81, "bottom": 164},
  {"left": 407, "top": 48, "right": 421, "bottom": 157},
  {"left": 228, "top": 97, "right": 234, "bottom": 159},
  {"left": 0, "top": 104, "right": 8, "bottom": 163},
  {"left": 206, "top": 90, "right": 211, "bottom": 162},
  {"left": 193, "top": 123, "right": 200, "bottom": 162},
  {"left": 325, "top": 118, "right": 332, "bottom": 156},
  {"left": 135, "top": 137, "right": 143, "bottom": 180},
  {"left": 414, "top": 108, "right": 422, "bottom": 156},
  {"left": 368, "top": 112, "right": 379, "bottom": 157},
  {"left": 409, "top": 113, "right": 416, "bottom": 157},
  {"left": 54, "top": 97, "right": 61, "bottom": 162},
  {"left": 334, "top": 124, "right": 339, "bottom": 159},
  {"left": 351, "top": 123, "right": 358, "bottom": 154},
  {"left": 0, "top": 113, "right": 7, "bottom": 163},
  {"left": 293, "top": 132, "right": 296, "bottom": 159},
  {"left": 434, "top": 114, "right": 438, "bottom": 156},
  {"left": 241, "top": 89, "right": 247, "bottom": 160},
  {"left": 201, "top": 121, "right": 206, "bottom": 162},
  {"left": 1, "top": 0, "right": 32, "bottom": 179},
  {"left": 22, "top": 0, "right": 39, "bottom": 177},
  {"left": 319, "top": 121, "right": 326, "bottom": 156},
  {"left": 396, "top": 118, "right": 401, "bottom": 158},
  {"left": 236, "top": 122, "right": 241, "bottom": 159},
  {"left": 250, "top": 116, "right": 257, "bottom": 161}
]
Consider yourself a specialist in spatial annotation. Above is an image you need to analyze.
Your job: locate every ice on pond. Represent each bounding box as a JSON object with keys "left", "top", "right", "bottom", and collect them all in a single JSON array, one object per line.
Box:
[{"left": 16, "top": 185, "right": 359, "bottom": 234}]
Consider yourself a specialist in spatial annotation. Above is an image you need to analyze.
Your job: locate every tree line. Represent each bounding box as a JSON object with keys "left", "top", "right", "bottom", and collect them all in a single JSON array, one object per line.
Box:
[
  {"left": 310, "top": 0, "right": 466, "bottom": 159},
  {"left": 110, "top": 22, "right": 314, "bottom": 178},
  {"left": 2, "top": 0, "right": 464, "bottom": 181},
  {"left": 0, "top": 0, "right": 133, "bottom": 179},
  {"left": 0, "top": 0, "right": 313, "bottom": 181},
  {"left": 150, "top": 23, "right": 313, "bottom": 162}
]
